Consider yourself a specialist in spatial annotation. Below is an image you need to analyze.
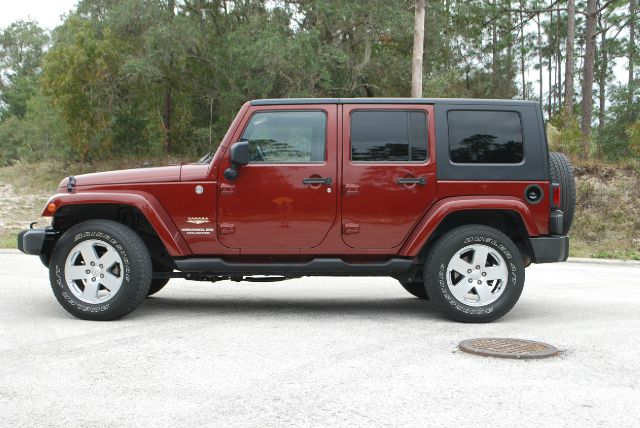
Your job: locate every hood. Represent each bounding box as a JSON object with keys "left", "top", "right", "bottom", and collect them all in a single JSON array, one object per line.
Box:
[{"left": 59, "top": 165, "right": 182, "bottom": 188}]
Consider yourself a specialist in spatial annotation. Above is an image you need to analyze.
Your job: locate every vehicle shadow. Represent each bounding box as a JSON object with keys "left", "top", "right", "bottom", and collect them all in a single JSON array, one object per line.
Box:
[{"left": 137, "top": 295, "right": 446, "bottom": 321}]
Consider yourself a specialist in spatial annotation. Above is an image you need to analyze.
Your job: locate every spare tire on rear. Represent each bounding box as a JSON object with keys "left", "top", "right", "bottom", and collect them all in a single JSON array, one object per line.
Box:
[{"left": 549, "top": 152, "right": 576, "bottom": 235}]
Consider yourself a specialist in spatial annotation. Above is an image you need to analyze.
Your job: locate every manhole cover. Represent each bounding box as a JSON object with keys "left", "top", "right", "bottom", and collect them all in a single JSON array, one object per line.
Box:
[{"left": 459, "top": 338, "right": 559, "bottom": 359}]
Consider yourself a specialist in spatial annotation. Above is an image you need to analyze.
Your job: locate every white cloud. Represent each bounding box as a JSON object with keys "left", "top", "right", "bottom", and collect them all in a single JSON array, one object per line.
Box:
[{"left": 0, "top": 0, "right": 78, "bottom": 30}]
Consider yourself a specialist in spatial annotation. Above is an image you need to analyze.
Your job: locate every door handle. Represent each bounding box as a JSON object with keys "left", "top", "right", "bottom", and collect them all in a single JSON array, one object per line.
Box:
[
  {"left": 397, "top": 177, "right": 427, "bottom": 185},
  {"left": 303, "top": 177, "right": 332, "bottom": 185}
]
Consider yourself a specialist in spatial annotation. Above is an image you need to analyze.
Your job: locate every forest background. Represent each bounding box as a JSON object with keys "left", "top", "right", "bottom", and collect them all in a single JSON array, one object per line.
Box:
[{"left": 0, "top": 0, "right": 638, "bottom": 258}]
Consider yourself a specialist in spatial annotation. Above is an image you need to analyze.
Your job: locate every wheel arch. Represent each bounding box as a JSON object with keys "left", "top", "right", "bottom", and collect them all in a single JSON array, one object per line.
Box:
[
  {"left": 400, "top": 197, "right": 538, "bottom": 265},
  {"left": 44, "top": 192, "right": 191, "bottom": 266}
]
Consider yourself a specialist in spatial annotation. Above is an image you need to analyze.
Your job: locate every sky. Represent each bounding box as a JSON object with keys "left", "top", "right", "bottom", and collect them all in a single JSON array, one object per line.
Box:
[{"left": 0, "top": 0, "right": 78, "bottom": 30}]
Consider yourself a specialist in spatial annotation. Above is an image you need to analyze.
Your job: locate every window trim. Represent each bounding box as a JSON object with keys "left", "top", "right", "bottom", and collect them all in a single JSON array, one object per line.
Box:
[
  {"left": 349, "top": 109, "right": 430, "bottom": 164},
  {"left": 240, "top": 109, "right": 328, "bottom": 165},
  {"left": 447, "top": 109, "right": 526, "bottom": 166}
]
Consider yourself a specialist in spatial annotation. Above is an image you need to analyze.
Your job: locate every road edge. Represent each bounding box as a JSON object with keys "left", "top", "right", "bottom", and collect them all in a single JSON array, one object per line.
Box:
[{"left": 565, "top": 257, "right": 640, "bottom": 266}]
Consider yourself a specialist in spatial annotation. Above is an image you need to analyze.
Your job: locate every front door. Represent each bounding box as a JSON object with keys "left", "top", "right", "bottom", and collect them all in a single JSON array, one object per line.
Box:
[
  {"left": 217, "top": 105, "right": 337, "bottom": 250},
  {"left": 341, "top": 104, "right": 437, "bottom": 249}
]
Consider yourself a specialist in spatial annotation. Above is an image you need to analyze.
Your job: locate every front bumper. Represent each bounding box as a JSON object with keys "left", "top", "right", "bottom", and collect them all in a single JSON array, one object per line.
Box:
[
  {"left": 530, "top": 235, "right": 569, "bottom": 263},
  {"left": 17, "top": 227, "right": 57, "bottom": 255}
]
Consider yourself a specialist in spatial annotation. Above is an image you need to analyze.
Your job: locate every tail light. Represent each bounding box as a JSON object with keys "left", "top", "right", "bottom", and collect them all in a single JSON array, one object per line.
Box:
[{"left": 550, "top": 183, "right": 561, "bottom": 209}]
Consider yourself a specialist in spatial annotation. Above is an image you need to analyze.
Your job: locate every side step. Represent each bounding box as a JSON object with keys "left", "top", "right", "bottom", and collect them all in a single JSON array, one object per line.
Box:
[{"left": 174, "top": 257, "right": 414, "bottom": 276}]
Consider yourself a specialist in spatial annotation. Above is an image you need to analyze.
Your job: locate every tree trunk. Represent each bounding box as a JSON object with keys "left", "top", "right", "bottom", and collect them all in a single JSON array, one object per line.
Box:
[
  {"left": 162, "top": 0, "right": 175, "bottom": 153},
  {"left": 599, "top": 27, "right": 607, "bottom": 131},
  {"left": 492, "top": 0, "right": 498, "bottom": 94},
  {"left": 556, "top": 8, "right": 562, "bottom": 109},
  {"left": 581, "top": 0, "right": 597, "bottom": 154},
  {"left": 444, "top": 0, "right": 450, "bottom": 70},
  {"left": 538, "top": 13, "right": 543, "bottom": 107},
  {"left": 548, "top": 9, "right": 553, "bottom": 117},
  {"left": 506, "top": 0, "right": 513, "bottom": 95},
  {"left": 564, "top": 0, "right": 576, "bottom": 116},
  {"left": 411, "top": 0, "right": 426, "bottom": 98},
  {"left": 629, "top": 0, "right": 636, "bottom": 107},
  {"left": 520, "top": 2, "right": 526, "bottom": 99}
]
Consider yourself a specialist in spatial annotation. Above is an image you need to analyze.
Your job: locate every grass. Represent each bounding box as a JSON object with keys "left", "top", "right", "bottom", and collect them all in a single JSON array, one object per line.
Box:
[
  {"left": 0, "top": 233, "right": 19, "bottom": 249},
  {"left": 568, "top": 159, "right": 640, "bottom": 260},
  {"left": 1, "top": 157, "right": 639, "bottom": 260}
]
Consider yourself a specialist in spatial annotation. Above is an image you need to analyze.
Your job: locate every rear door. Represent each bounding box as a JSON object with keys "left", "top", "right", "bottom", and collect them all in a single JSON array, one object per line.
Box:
[
  {"left": 217, "top": 105, "right": 337, "bottom": 250},
  {"left": 341, "top": 104, "right": 436, "bottom": 249}
]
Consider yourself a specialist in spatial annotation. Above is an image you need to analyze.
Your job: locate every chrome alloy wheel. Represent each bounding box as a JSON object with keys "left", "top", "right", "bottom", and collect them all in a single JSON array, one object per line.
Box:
[
  {"left": 64, "top": 239, "right": 124, "bottom": 304},
  {"left": 445, "top": 244, "right": 509, "bottom": 307}
]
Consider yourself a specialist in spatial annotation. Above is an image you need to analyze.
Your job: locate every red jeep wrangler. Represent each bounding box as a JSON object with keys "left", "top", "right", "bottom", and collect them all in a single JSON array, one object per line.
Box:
[{"left": 18, "top": 98, "right": 575, "bottom": 322}]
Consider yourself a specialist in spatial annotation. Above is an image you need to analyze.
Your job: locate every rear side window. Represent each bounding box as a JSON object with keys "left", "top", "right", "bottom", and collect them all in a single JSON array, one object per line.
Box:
[
  {"left": 350, "top": 111, "right": 428, "bottom": 162},
  {"left": 241, "top": 111, "right": 326, "bottom": 163},
  {"left": 448, "top": 111, "right": 523, "bottom": 164}
]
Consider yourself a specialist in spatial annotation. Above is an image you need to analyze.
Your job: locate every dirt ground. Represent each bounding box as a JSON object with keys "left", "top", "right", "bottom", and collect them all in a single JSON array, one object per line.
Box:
[{"left": 0, "top": 183, "right": 49, "bottom": 246}]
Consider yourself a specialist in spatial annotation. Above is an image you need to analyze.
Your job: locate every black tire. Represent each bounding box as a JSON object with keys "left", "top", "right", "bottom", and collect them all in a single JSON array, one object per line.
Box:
[
  {"left": 424, "top": 225, "right": 525, "bottom": 323},
  {"left": 147, "top": 277, "right": 170, "bottom": 297},
  {"left": 399, "top": 280, "right": 429, "bottom": 300},
  {"left": 549, "top": 152, "right": 576, "bottom": 234},
  {"left": 49, "top": 220, "right": 152, "bottom": 321}
]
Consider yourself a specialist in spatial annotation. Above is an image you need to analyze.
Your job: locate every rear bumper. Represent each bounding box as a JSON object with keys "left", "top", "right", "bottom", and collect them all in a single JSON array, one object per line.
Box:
[
  {"left": 530, "top": 235, "right": 569, "bottom": 263},
  {"left": 17, "top": 227, "right": 56, "bottom": 255}
]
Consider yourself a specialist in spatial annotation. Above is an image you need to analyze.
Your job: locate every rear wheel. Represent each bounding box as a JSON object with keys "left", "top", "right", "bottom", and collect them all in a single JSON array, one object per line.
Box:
[
  {"left": 49, "top": 220, "right": 152, "bottom": 321},
  {"left": 424, "top": 225, "right": 525, "bottom": 323}
]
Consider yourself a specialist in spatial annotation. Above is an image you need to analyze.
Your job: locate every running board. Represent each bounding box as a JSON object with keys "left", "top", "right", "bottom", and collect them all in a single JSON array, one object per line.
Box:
[{"left": 174, "top": 257, "right": 414, "bottom": 276}]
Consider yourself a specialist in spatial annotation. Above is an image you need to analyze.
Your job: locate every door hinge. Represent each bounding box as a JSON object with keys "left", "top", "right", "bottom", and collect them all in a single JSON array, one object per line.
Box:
[
  {"left": 219, "top": 223, "right": 236, "bottom": 235},
  {"left": 344, "top": 183, "right": 360, "bottom": 196},
  {"left": 343, "top": 223, "right": 360, "bottom": 234},
  {"left": 219, "top": 183, "right": 236, "bottom": 194}
]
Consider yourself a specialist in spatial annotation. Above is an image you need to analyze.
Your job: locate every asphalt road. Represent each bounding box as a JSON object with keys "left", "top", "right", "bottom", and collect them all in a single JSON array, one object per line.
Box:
[{"left": 1, "top": 252, "right": 639, "bottom": 427}]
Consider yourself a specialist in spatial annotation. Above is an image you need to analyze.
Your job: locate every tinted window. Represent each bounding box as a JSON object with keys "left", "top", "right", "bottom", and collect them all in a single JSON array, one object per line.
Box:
[
  {"left": 351, "top": 111, "right": 428, "bottom": 162},
  {"left": 241, "top": 111, "right": 326, "bottom": 163},
  {"left": 448, "top": 111, "right": 523, "bottom": 163}
]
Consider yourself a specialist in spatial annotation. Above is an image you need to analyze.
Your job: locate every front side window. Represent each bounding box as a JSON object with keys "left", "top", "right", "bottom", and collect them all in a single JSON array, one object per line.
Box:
[
  {"left": 241, "top": 111, "right": 326, "bottom": 163},
  {"left": 448, "top": 110, "right": 524, "bottom": 164},
  {"left": 350, "top": 110, "right": 428, "bottom": 162}
]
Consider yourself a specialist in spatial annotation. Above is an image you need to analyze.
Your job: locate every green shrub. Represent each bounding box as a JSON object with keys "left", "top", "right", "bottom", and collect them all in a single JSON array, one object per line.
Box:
[{"left": 546, "top": 118, "right": 582, "bottom": 156}]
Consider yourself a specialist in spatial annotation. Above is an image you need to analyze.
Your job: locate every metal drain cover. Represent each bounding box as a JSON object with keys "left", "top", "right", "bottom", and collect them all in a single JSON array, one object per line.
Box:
[{"left": 459, "top": 338, "right": 559, "bottom": 359}]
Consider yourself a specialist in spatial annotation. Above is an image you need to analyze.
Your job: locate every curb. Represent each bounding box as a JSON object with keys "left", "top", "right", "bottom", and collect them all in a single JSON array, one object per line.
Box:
[
  {"left": 566, "top": 257, "right": 640, "bottom": 266},
  {"left": 0, "top": 249, "right": 20, "bottom": 254}
]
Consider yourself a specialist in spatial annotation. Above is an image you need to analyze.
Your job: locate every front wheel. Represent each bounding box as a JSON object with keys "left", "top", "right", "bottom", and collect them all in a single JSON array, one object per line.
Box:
[
  {"left": 424, "top": 225, "right": 525, "bottom": 323},
  {"left": 49, "top": 220, "right": 152, "bottom": 321}
]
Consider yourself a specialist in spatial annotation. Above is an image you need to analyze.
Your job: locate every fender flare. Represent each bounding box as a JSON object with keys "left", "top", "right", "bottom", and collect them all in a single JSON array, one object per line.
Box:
[
  {"left": 43, "top": 191, "right": 192, "bottom": 257},
  {"left": 400, "top": 196, "right": 540, "bottom": 257}
]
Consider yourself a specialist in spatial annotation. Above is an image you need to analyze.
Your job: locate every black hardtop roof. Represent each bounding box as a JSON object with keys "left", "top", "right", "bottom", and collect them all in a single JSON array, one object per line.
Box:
[{"left": 250, "top": 97, "right": 539, "bottom": 106}]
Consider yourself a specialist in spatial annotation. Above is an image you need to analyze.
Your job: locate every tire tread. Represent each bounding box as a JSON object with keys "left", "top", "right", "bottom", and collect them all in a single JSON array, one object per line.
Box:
[
  {"left": 549, "top": 151, "right": 576, "bottom": 234},
  {"left": 424, "top": 224, "right": 524, "bottom": 323},
  {"left": 50, "top": 220, "right": 152, "bottom": 320}
]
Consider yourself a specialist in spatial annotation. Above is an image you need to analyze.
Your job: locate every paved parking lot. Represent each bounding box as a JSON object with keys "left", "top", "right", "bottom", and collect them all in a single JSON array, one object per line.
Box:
[{"left": 1, "top": 252, "right": 639, "bottom": 427}]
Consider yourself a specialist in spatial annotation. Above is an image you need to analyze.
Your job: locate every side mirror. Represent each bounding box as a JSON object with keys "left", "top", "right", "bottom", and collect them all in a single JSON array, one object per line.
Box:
[
  {"left": 224, "top": 141, "right": 249, "bottom": 181},
  {"left": 230, "top": 141, "right": 249, "bottom": 166}
]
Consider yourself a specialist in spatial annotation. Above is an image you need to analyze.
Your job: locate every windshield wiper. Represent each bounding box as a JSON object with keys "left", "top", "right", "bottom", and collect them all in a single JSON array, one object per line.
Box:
[{"left": 197, "top": 152, "right": 214, "bottom": 164}]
